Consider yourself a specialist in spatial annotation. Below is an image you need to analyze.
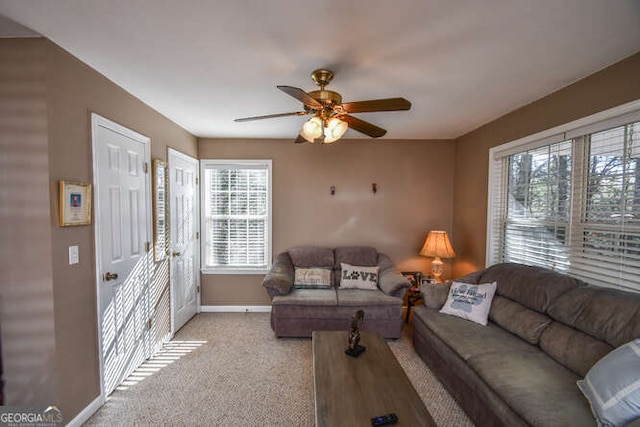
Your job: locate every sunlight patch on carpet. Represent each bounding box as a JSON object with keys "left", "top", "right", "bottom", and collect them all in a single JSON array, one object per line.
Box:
[{"left": 116, "top": 340, "right": 206, "bottom": 391}]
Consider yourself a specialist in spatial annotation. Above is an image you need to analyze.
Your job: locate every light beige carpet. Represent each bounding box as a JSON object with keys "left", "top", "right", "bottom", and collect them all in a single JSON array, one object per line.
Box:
[{"left": 86, "top": 312, "right": 474, "bottom": 426}]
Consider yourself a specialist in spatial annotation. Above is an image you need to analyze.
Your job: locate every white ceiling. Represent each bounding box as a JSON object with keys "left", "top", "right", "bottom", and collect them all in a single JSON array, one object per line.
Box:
[{"left": 1, "top": 1, "right": 639, "bottom": 140}]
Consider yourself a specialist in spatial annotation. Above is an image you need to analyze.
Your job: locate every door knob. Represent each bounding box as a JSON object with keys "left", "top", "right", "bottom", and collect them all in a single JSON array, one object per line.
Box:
[
  {"left": 103, "top": 272, "right": 118, "bottom": 281},
  {"left": 172, "top": 251, "right": 181, "bottom": 257}
]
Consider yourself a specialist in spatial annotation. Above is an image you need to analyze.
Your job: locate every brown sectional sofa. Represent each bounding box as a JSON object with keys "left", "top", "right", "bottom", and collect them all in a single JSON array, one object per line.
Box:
[
  {"left": 262, "top": 246, "right": 410, "bottom": 338},
  {"left": 413, "top": 263, "right": 640, "bottom": 427}
]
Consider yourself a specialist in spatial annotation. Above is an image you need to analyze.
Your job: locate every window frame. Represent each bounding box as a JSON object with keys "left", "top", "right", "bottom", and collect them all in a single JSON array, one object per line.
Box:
[
  {"left": 487, "top": 99, "right": 640, "bottom": 291},
  {"left": 200, "top": 159, "right": 273, "bottom": 275}
]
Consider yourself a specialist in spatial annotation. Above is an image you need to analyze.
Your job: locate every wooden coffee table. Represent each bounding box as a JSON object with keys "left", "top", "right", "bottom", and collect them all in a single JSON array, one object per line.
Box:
[{"left": 312, "top": 331, "right": 435, "bottom": 427}]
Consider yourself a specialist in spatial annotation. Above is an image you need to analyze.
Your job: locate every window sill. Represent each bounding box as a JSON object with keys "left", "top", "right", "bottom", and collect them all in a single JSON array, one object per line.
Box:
[{"left": 201, "top": 268, "right": 270, "bottom": 275}]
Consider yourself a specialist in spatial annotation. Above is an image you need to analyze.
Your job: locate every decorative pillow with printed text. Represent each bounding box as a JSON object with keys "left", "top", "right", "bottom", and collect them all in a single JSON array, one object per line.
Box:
[
  {"left": 440, "top": 281, "right": 497, "bottom": 326},
  {"left": 339, "top": 263, "right": 379, "bottom": 290},
  {"left": 293, "top": 267, "right": 332, "bottom": 289}
]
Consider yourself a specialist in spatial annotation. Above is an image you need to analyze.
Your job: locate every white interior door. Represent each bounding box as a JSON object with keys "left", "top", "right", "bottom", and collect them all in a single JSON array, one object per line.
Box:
[
  {"left": 92, "top": 114, "right": 152, "bottom": 397},
  {"left": 168, "top": 148, "right": 199, "bottom": 333}
]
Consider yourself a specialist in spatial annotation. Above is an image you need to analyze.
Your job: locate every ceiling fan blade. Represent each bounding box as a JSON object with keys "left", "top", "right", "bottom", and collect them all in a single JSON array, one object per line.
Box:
[
  {"left": 341, "top": 115, "right": 387, "bottom": 138},
  {"left": 234, "top": 111, "right": 309, "bottom": 122},
  {"left": 277, "top": 86, "right": 324, "bottom": 109},
  {"left": 338, "top": 97, "right": 411, "bottom": 113}
]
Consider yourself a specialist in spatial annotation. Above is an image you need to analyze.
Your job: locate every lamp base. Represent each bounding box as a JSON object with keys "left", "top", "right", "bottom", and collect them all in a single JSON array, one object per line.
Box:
[{"left": 431, "top": 257, "right": 444, "bottom": 283}]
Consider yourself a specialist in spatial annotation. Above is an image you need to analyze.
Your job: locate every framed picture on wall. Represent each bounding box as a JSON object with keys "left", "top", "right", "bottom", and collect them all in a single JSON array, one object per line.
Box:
[{"left": 59, "top": 180, "right": 92, "bottom": 226}]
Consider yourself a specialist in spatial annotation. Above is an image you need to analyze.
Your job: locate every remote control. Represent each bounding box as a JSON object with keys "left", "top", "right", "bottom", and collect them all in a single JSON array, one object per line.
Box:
[{"left": 371, "top": 413, "right": 398, "bottom": 426}]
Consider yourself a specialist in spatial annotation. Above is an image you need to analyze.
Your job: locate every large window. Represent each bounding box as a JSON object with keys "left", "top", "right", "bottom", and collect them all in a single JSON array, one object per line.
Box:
[
  {"left": 488, "top": 103, "right": 640, "bottom": 292},
  {"left": 200, "top": 160, "right": 272, "bottom": 273}
]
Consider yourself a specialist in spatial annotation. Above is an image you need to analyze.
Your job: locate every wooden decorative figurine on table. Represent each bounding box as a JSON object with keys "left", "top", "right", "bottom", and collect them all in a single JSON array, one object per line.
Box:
[{"left": 345, "top": 309, "right": 366, "bottom": 357}]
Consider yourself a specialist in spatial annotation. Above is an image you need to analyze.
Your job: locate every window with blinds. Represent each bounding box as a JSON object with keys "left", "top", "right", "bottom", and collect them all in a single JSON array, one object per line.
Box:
[
  {"left": 200, "top": 160, "right": 272, "bottom": 273},
  {"left": 577, "top": 123, "right": 640, "bottom": 290},
  {"left": 487, "top": 104, "right": 640, "bottom": 292},
  {"left": 503, "top": 141, "right": 572, "bottom": 271}
]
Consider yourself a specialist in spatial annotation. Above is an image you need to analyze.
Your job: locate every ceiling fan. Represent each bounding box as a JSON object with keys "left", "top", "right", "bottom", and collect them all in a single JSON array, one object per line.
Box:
[{"left": 234, "top": 69, "right": 411, "bottom": 144}]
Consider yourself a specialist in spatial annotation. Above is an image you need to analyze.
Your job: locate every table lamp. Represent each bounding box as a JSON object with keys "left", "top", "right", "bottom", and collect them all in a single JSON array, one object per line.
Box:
[{"left": 419, "top": 230, "right": 455, "bottom": 283}]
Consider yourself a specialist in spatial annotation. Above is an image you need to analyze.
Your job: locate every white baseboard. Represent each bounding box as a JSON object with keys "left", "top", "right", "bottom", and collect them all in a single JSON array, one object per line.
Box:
[
  {"left": 66, "top": 395, "right": 103, "bottom": 427},
  {"left": 200, "top": 305, "right": 272, "bottom": 313}
]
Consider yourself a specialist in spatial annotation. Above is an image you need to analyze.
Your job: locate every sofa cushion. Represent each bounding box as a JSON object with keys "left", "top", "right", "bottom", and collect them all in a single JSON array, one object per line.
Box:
[
  {"left": 335, "top": 289, "right": 403, "bottom": 322},
  {"left": 478, "top": 263, "right": 583, "bottom": 313},
  {"left": 293, "top": 267, "right": 332, "bottom": 289},
  {"left": 421, "top": 282, "right": 451, "bottom": 309},
  {"left": 540, "top": 322, "right": 613, "bottom": 377},
  {"left": 288, "top": 246, "right": 334, "bottom": 268},
  {"left": 547, "top": 286, "right": 640, "bottom": 348},
  {"left": 440, "top": 281, "right": 497, "bottom": 326},
  {"left": 413, "top": 316, "right": 529, "bottom": 426},
  {"left": 468, "top": 350, "right": 595, "bottom": 427},
  {"left": 272, "top": 288, "right": 337, "bottom": 307},
  {"left": 334, "top": 246, "right": 378, "bottom": 266},
  {"left": 413, "top": 306, "right": 535, "bottom": 362},
  {"left": 336, "top": 288, "right": 401, "bottom": 307},
  {"left": 489, "top": 295, "right": 552, "bottom": 345},
  {"left": 453, "top": 269, "right": 486, "bottom": 285},
  {"left": 577, "top": 339, "right": 640, "bottom": 427},
  {"left": 376, "top": 253, "right": 395, "bottom": 273},
  {"left": 339, "top": 263, "right": 379, "bottom": 290}
]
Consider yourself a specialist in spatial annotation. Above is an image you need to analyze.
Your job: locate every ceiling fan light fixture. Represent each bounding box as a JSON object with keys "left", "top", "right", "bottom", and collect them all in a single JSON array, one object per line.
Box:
[
  {"left": 301, "top": 116, "right": 323, "bottom": 142},
  {"left": 323, "top": 117, "right": 348, "bottom": 143},
  {"left": 234, "top": 69, "right": 411, "bottom": 144}
]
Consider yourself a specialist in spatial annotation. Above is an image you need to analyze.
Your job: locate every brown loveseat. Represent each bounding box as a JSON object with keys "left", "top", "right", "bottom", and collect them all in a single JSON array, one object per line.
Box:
[
  {"left": 413, "top": 263, "right": 640, "bottom": 426},
  {"left": 262, "top": 246, "right": 410, "bottom": 338}
]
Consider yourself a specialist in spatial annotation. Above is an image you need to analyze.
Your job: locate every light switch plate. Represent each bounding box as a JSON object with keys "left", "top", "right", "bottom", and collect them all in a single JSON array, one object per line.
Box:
[{"left": 69, "top": 245, "right": 79, "bottom": 265}]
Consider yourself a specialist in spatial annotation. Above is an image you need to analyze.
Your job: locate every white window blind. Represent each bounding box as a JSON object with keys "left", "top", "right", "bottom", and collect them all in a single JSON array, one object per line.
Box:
[
  {"left": 572, "top": 122, "right": 640, "bottom": 291},
  {"left": 200, "top": 160, "right": 272, "bottom": 273},
  {"left": 502, "top": 141, "right": 572, "bottom": 271},
  {"left": 487, "top": 103, "right": 640, "bottom": 292}
]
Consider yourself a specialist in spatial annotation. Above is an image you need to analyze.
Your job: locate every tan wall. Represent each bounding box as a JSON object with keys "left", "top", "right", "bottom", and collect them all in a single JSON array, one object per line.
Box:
[
  {"left": 45, "top": 40, "right": 197, "bottom": 420},
  {"left": 452, "top": 51, "right": 640, "bottom": 277},
  {"left": 198, "top": 138, "right": 455, "bottom": 305},
  {"left": 0, "top": 38, "right": 197, "bottom": 421},
  {"left": 0, "top": 38, "right": 59, "bottom": 406}
]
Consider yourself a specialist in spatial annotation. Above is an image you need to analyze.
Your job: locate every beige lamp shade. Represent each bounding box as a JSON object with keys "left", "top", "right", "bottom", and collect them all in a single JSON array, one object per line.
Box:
[
  {"left": 420, "top": 230, "right": 455, "bottom": 283},
  {"left": 420, "top": 230, "right": 456, "bottom": 259}
]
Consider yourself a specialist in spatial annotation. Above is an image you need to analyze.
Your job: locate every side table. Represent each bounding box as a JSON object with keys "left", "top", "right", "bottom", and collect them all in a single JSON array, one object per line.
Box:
[{"left": 405, "top": 287, "right": 423, "bottom": 323}]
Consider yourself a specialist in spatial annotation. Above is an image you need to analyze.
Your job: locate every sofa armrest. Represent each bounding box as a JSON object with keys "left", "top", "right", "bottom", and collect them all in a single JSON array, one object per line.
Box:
[
  {"left": 379, "top": 269, "right": 410, "bottom": 298},
  {"left": 262, "top": 252, "right": 294, "bottom": 299}
]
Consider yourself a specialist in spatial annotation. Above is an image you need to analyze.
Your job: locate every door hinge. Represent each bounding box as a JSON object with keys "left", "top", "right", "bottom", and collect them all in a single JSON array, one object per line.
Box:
[
  {"left": 195, "top": 177, "right": 199, "bottom": 185},
  {"left": 196, "top": 232, "right": 199, "bottom": 239},
  {"left": 197, "top": 285, "right": 200, "bottom": 293},
  {"left": 145, "top": 241, "right": 151, "bottom": 252},
  {"left": 147, "top": 318, "right": 152, "bottom": 330},
  {"left": 143, "top": 162, "right": 149, "bottom": 174}
]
